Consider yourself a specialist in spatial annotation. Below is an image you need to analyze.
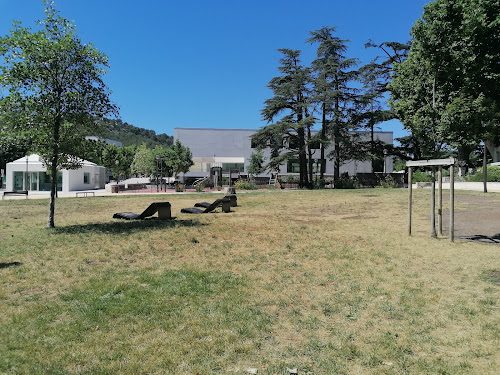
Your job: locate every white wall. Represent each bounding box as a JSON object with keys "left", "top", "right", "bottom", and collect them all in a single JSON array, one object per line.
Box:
[
  {"left": 5, "top": 155, "right": 106, "bottom": 192},
  {"left": 174, "top": 128, "right": 393, "bottom": 177}
]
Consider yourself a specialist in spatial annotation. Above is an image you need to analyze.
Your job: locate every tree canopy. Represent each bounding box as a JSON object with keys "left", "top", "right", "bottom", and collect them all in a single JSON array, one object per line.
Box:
[
  {"left": 0, "top": 2, "right": 117, "bottom": 227},
  {"left": 389, "top": 0, "right": 500, "bottom": 162}
]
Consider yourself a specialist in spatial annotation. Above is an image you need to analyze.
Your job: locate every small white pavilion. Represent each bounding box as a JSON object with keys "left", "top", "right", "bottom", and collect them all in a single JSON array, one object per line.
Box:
[{"left": 5, "top": 154, "right": 106, "bottom": 193}]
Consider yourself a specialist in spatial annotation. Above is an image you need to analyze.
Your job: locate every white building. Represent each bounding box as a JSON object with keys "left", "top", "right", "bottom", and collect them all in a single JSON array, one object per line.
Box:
[
  {"left": 174, "top": 127, "right": 393, "bottom": 180},
  {"left": 5, "top": 154, "right": 106, "bottom": 193}
]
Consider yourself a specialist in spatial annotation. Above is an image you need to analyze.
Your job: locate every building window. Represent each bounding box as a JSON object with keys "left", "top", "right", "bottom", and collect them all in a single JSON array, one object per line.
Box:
[
  {"left": 222, "top": 163, "right": 244, "bottom": 172},
  {"left": 287, "top": 159, "right": 300, "bottom": 174},
  {"left": 288, "top": 137, "right": 300, "bottom": 150},
  {"left": 287, "top": 159, "right": 322, "bottom": 174},
  {"left": 84, "top": 172, "right": 90, "bottom": 184},
  {"left": 309, "top": 140, "right": 321, "bottom": 150}
]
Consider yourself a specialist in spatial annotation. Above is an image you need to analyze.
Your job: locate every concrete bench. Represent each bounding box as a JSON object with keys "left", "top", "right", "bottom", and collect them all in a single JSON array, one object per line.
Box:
[
  {"left": 2, "top": 191, "right": 28, "bottom": 200},
  {"left": 76, "top": 191, "right": 95, "bottom": 198}
]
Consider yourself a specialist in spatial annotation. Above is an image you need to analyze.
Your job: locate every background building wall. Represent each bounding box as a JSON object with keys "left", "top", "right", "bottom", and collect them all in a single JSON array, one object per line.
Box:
[{"left": 174, "top": 128, "right": 393, "bottom": 178}]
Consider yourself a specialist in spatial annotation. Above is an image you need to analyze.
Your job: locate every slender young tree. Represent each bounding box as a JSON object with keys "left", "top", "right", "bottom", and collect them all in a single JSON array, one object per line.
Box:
[
  {"left": 165, "top": 140, "right": 194, "bottom": 177},
  {"left": 0, "top": 2, "right": 118, "bottom": 227}
]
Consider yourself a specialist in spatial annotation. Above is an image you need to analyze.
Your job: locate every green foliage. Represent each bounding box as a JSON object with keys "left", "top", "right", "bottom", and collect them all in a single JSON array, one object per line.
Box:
[
  {"left": 334, "top": 176, "right": 359, "bottom": 189},
  {"left": 257, "top": 48, "right": 315, "bottom": 188},
  {"left": 98, "top": 118, "right": 173, "bottom": 148},
  {"left": 247, "top": 150, "right": 264, "bottom": 178},
  {"left": 130, "top": 144, "right": 155, "bottom": 176},
  {"left": 412, "top": 171, "right": 432, "bottom": 183},
  {"left": 234, "top": 180, "right": 258, "bottom": 190},
  {"left": 467, "top": 166, "right": 500, "bottom": 182},
  {"left": 165, "top": 140, "right": 194, "bottom": 176},
  {"left": 378, "top": 175, "right": 398, "bottom": 188},
  {"left": 0, "top": 2, "right": 117, "bottom": 227},
  {"left": 195, "top": 183, "right": 204, "bottom": 192},
  {"left": 390, "top": 0, "right": 500, "bottom": 159},
  {"left": 308, "top": 27, "right": 363, "bottom": 180},
  {"left": 313, "top": 178, "right": 326, "bottom": 189}
]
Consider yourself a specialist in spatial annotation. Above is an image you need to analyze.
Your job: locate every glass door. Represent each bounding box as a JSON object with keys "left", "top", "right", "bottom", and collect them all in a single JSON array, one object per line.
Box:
[
  {"left": 28, "top": 172, "right": 38, "bottom": 191},
  {"left": 13, "top": 172, "right": 24, "bottom": 190}
]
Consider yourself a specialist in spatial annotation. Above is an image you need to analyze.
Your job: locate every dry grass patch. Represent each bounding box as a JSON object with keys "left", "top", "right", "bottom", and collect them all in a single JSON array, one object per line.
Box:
[{"left": 0, "top": 189, "right": 499, "bottom": 374}]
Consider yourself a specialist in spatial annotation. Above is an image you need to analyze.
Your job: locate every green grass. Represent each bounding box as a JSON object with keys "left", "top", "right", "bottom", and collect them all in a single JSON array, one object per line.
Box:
[{"left": 1, "top": 189, "right": 499, "bottom": 374}]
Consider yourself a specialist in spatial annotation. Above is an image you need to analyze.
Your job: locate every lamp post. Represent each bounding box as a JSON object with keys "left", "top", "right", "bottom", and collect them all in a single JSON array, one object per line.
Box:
[
  {"left": 155, "top": 155, "right": 160, "bottom": 192},
  {"left": 25, "top": 155, "right": 29, "bottom": 191},
  {"left": 115, "top": 159, "right": 120, "bottom": 184}
]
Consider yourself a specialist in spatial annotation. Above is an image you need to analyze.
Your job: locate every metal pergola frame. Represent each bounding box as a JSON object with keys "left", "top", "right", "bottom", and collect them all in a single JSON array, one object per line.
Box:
[{"left": 406, "top": 158, "right": 456, "bottom": 242}]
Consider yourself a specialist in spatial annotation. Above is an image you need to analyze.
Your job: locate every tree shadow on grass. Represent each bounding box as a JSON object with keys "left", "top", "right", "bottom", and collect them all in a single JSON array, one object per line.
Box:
[
  {"left": 459, "top": 233, "right": 500, "bottom": 245},
  {"left": 52, "top": 218, "right": 206, "bottom": 235},
  {"left": 0, "top": 262, "right": 22, "bottom": 269}
]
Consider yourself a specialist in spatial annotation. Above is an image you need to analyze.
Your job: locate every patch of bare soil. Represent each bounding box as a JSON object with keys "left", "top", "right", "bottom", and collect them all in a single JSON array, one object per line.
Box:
[{"left": 445, "top": 193, "right": 500, "bottom": 244}]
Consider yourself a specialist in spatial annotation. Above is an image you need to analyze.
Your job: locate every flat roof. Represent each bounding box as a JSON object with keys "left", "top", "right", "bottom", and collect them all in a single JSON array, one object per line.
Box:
[{"left": 174, "top": 127, "right": 393, "bottom": 134}]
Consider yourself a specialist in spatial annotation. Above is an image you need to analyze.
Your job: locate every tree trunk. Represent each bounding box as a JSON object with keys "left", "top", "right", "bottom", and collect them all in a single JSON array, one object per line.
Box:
[
  {"left": 47, "top": 157, "right": 58, "bottom": 228},
  {"left": 47, "top": 118, "right": 60, "bottom": 228},
  {"left": 320, "top": 103, "right": 326, "bottom": 180},
  {"left": 297, "top": 126, "right": 308, "bottom": 188},
  {"left": 457, "top": 145, "right": 473, "bottom": 176},
  {"left": 333, "top": 78, "right": 340, "bottom": 183},
  {"left": 307, "top": 125, "right": 313, "bottom": 186}
]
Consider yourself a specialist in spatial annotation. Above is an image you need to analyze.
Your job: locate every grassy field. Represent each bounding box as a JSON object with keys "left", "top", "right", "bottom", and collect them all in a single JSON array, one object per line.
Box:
[{"left": 1, "top": 189, "right": 499, "bottom": 374}]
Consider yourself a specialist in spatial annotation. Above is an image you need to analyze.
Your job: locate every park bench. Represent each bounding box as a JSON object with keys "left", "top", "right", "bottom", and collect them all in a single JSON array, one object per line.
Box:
[
  {"left": 182, "top": 198, "right": 231, "bottom": 214},
  {"left": 2, "top": 190, "right": 28, "bottom": 200},
  {"left": 76, "top": 191, "right": 95, "bottom": 198},
  {"left": 113, "top": 202, "right": 172, "bottom": 220}
]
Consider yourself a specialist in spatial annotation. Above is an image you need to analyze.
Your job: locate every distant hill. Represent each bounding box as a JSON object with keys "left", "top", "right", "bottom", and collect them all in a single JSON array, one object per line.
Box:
[{"left": 100, "top": 119, "right": 173, "bottom": 148}]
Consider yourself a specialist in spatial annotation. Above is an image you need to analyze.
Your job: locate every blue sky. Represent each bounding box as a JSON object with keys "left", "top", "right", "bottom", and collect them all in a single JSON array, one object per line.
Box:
[{"left": 0, "top": 0, "right": 431, "bottom": 140}]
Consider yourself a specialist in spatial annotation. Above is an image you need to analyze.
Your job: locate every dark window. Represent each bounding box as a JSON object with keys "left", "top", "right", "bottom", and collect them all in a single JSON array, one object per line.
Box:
[
  {"left": 309, "top": 140, "right": 320, "bottom": 150},
  {"left": 287, "top": 159, "right": 300, "bottom": 173}
]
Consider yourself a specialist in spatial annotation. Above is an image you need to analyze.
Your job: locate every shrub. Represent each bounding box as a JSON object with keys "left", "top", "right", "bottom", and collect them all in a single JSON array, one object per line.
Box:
[
  {"left": 234, "top": 180, "right": 258, "bottom": 190},
  {"left": 378, "top": 175, "right": 398, "bottom": 188},
  {"left": 334, "top": 177, "right": 359, "bottom": 189},
  {"left": 314, "top": 178, "right": 326, "bottom": 189},
  {"left": 467, "top": 166, "right": 500, "bottom": 182},
  {"left": 412, "top": 171, "right": 432, "bottom": 183},
  {"left": 195, "top": 184, "right": 204, "bottom": 192}
]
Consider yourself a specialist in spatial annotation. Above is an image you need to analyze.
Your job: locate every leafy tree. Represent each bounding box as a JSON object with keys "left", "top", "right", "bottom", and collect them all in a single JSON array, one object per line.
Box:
[
  {"left": 165, "top": 140, "right": 193, "bottom": 178},
  {"left": 390, "top": 0, "right": 500, "bottom": 165},
  {"left": 247, "top": 150, "right": 265, "bottom": 180},
  {"left": 131, "top": 144, "right": 155, "bottom": 177},
  {"left": 0, "top": 2, "right": 117, "bottom": 227}
]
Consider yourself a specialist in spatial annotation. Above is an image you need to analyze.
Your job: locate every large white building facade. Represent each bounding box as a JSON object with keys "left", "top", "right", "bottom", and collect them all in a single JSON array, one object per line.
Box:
[
  {"left": 174, "top": 128, "right": 393, "bottom": 180},
  {"left": 5, "top": 154, "right": 106, "bottom": 193}
]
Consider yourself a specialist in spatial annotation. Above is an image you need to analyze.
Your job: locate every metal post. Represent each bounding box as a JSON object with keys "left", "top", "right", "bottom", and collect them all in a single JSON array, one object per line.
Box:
[
  {"left": 430, "top": 167, "right": 437, "bottom": 238},
  {"left": 408, "top": 167, "right": 413, "bottom": 236},
  {"left": 155, "top": 156, "right": 159, "bottom": 192},
  {"left": 438, "top": 166, "right": 443, "bottom": 236},
  {"left": 25, "top": 156, "right": 28, "bottom": 191},
  {"left": 450, "top": 165, "right": 455, "bottom": 242}
]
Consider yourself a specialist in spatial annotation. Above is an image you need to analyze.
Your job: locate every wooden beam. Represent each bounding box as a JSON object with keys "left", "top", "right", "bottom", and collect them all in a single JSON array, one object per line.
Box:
[
  {"left": 438, "top": 166, "right": 443, "bottom": 236},
  {"left": 408, "top": 167, "right": 413, "bottom": 236},
  {"left": 431, "top": 167, "right": 436, "bottom": 238},
  {"left": 406, "top": 158, "right": 455, "bottom": 167},
  {"left": 450, "top": 165, "right": 455, "bottom": 242}
]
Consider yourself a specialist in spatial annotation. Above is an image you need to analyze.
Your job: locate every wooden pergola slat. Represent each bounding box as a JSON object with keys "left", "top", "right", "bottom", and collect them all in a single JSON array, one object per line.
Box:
[{"left": 406, "top": 158, "right": 455, "bottom": 242}]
